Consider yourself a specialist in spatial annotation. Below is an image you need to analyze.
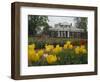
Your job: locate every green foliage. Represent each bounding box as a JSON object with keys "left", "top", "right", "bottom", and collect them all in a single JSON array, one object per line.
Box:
[
  {"left": 28, "top": 15, "right": 49, "bottom": 36},
  {"left": 74, "top": 17, "right": 87, "bottom": 32},
  {"left": 56, "top": 49, "right": 87, "bottom": 65},
  {"left": 28, "top": 37, "right": 87, "bottom": 49}
]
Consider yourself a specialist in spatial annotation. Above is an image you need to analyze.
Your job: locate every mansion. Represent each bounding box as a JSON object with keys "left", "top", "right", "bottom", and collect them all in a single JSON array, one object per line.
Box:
[{"left": 49, "top": 22, "right": 87, "bottom": 39}]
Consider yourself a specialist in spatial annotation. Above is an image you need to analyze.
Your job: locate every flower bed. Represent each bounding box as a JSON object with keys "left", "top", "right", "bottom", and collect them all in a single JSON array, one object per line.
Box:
[{"left": 28, "top": 41, "right": 87, "bottom": 66}]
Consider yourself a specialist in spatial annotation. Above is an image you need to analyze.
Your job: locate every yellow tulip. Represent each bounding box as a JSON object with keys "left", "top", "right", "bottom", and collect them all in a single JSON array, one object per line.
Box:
[
  {"left": 80, "top": 45, "right": 85, "bottom": 49},
  {"left": 28, "top": 49, "right": 36, "bottom": 61},
  {"left": 75, "top": 45, "right": 87, "bottom": 54},
  {"left": 28, "top": 44, "right": 35, "bottom": 50},
  {"left": 82, "top": 48, "right": 87, "bottom": 54},
  {"left": 80, "top": 45, "right": 87, "bottom": 54},
  {"left": 56, "top": 45, "right": 60, "bottom": 48},
  {"left": 28, "top": 44, "right": 40, "bottom": 62},
  {"left": 69, "top": 44, "right": 73, "bottom": 49},
  {"left": 46, "top": 55, "right": 57, "bottom": 64},
  {"left": 66, "top": 41, "right": 71, "bottom": 45},
  {"left": 75, "top": 46, "right": 80, "bottom": 54},
  {"left": 51, "top": 45, "right": 54, "bottom": 49},
  {"left": 37, "top": 49, "right": 44, "bottom": 57},
  {"left": 45, "top": 45, "right": 54, "bottom": 52},
  {"left": 79, "top": 47, "right": 84, "bottom": 52},
  {"left": 53, "top": 48, "right": 58, "bottom": 54},
  {"left": 64, "top": 44, "right": 68, "bottom": 49},
  {"left": 63, "top": 41, "right": 73, "bottom": 49},
  {"left": 32, "top": 53, "right": 40, "bottom": 62},
  {"left": 53, "top": 45, "right": 62, "bottom": 54}
]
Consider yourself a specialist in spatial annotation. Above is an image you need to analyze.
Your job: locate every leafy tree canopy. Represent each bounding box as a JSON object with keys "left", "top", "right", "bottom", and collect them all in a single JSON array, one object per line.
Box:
[
  {"left": 28, "top": 15, "right": 49, "bottom": 36},
  {"left": 74, "top": 17, "right": 87, "bottom": 32}
]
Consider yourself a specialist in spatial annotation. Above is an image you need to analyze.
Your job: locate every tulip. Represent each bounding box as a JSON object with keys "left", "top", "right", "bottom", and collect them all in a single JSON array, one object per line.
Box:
[
  {"left": 37, "top": 49, "right": 44, "bottom": 57},
  {"left": 53, "top": 45, "right": 62, "bottom": 54},
  {"left": 46, "top": 55, "right": 57, "bottom": 64},
  {"left": 45, "top": 44, "right": 54, "bottom": 52},
  {"left": 75, "top": 45, "right": 87, "bottom": 54},
  {"left": 28, "top": 43, "right": 35, "bottom": 50}
]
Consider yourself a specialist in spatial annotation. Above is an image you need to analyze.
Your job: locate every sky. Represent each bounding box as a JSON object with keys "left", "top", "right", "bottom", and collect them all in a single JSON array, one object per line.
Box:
[{"left": 28, "top": 15, "right": 87, "bottom": 30}]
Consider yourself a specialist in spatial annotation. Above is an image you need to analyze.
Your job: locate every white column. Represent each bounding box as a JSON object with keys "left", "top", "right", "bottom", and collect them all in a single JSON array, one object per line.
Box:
[
  {"left": 64, "top": 31, "right": 66, "bottom": 37},
  {"left": 61, "top": 31, "right": 63, "bottom": 37},
  {"left": 60, "top": 31, "right": 62, "bottom": 37},
  {"left": 67, "top": 31, "right": 70, "bottom": 38},
  {"left": 57, "top": 31, "right": 60, "bottom": 37}
]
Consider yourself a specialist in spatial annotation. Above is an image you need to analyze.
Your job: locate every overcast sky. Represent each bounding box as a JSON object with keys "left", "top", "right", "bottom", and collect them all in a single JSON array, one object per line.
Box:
[{"left": 47, "top": 16, "right": 76, "bottom": 27}]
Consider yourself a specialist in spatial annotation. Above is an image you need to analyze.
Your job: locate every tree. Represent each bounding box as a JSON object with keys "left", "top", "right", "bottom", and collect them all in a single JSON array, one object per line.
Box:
[
  {"left": 42, "top": 24, "right": 52, "bottom": 35},
  {"left": 74, "top": 17, "right": 87, "bottom": 32},
  {"left": 28, "top": 15, "right": 49, "bottom": 36}
]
